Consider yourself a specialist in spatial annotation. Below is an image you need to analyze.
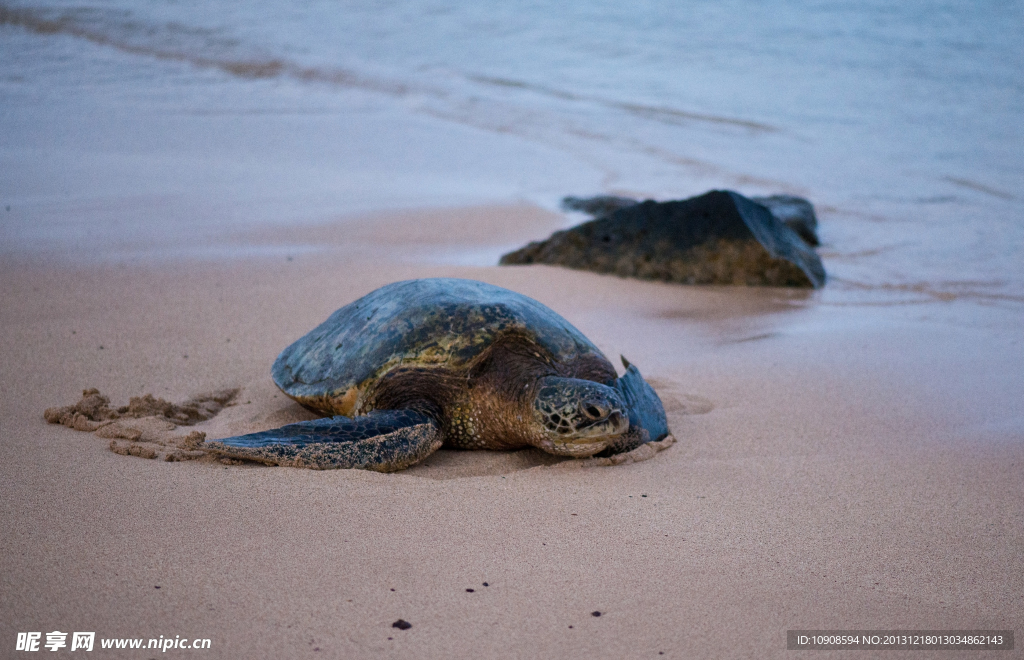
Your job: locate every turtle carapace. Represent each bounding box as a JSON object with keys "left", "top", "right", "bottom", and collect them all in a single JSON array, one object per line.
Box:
[{"left": 205, "top": 278, "right": 670, "bottom": 471}]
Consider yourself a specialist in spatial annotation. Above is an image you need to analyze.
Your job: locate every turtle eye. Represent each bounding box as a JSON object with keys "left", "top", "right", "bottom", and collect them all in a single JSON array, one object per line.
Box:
[{"left": 582, "top": 403, "right": 607, "bottom": 420}]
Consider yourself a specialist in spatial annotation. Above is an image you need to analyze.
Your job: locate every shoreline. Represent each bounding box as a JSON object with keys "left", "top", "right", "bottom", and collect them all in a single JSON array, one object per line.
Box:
[{"left": 2, "top": 203, "right": 1021, "bottom": 658}]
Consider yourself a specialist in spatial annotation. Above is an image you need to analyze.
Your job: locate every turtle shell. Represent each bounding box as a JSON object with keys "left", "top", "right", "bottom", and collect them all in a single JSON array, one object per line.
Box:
[{"left": 272, "top": 278, "right": 610, "bottom": 416}]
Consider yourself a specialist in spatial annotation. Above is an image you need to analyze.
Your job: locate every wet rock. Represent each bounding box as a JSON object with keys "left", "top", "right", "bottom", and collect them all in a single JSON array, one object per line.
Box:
[
  {"left": 560, "top": 192, "right": 820, "bottom": 247},
  {"left": 503, "top": 190, "right": 824, "bottom": 287},
  {"left": 561, "top": 195, "right": 644, "bottom": 217},
  {"left": 750, "top": 194, "right": 819, "bottom": 246}
]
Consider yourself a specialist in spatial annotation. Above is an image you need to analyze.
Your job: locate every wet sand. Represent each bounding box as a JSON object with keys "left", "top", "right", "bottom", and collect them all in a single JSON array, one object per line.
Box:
[{"left": 1, "top": 204, "right": 1021, "bottom": 658}]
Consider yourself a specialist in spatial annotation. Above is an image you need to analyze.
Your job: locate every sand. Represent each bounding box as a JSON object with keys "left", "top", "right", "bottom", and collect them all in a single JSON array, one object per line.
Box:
[{"left": 1, "top": 204, "right": 1022, "bottom": 658}]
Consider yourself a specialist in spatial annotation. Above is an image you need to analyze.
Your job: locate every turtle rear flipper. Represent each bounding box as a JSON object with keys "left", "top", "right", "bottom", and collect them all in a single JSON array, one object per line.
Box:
[{"left": 205, "top": 410, "right": 442, "bottom": 472}]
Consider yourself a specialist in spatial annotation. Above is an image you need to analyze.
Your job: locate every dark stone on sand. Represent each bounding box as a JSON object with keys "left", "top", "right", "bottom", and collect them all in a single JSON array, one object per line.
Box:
[
  {"left": 503, "top": 190, "right": 824, "bottom": 288},
  {"left": 561, "top": 192, "right": 820, "bottom": 247},
  {"left": 751, "top": 194, "right": 819, "bottom": 247},
  {"left": 392, "top": 619, "right": 412, "bottom": 630},
  {"left": 561, "top": 195, "right": 643, "bottom": 217}
]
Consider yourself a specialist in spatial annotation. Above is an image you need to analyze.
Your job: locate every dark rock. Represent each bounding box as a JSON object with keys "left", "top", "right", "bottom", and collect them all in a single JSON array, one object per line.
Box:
[
  {"left": 501, "top": 190, "right": 825, "bottom": 288},
  {"left": 392, "top": 619, "right": 412, "bottom": 630},
  {"left": 561, "top": 195, "right": 641, "bottom": 217},
  {"left": 750, "top": 194, "right": 819, "bottom": 246},
  {"left": 559, "top": 193, "right": 820, "bottom": 247}
]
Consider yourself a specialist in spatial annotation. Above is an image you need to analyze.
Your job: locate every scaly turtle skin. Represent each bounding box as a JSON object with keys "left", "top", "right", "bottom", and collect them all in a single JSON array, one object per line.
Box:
[{"left": 206, "top": 278, "right": 669, "bottom": 471}]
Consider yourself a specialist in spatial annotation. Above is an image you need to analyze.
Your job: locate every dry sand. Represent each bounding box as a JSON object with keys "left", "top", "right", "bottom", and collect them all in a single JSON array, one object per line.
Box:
[{"left": 1, "top": 204, "right": 1021, "bottom": 658}]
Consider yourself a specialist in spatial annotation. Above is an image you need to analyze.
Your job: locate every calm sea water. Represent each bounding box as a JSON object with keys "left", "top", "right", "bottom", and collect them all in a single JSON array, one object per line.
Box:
[{"left": 1, "top": 0, "right": 1022, "bottom": 301}]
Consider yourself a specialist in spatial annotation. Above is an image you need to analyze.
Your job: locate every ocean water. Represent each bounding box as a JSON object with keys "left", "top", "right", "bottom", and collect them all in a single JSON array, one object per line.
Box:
[{"left": 1, "top": 0, "right": 1022, "bottom": 302}]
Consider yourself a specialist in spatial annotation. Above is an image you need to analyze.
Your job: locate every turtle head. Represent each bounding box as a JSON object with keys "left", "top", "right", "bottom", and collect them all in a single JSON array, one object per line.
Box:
[{"left": 530, "top": 377, "right": 629, "bottom": 457}]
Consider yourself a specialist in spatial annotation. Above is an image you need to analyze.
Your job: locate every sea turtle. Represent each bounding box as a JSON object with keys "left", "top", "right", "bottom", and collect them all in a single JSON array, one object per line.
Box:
[{"left": 205, "top": 278, "right": 670, "bottom": 471}]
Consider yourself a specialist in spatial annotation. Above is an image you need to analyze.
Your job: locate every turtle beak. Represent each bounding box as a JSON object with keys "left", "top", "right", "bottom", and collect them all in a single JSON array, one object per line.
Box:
[
  {"left": 531, "top": 377, "right": 631, "bottom": 457},
  {"left": 605, "top": 410, "right": 628, "bottom": 434},
  {"left": 541, "top": 410, "right": 629, "bottom": 457},
  {"left": 537, "top": 435, "right": 609, "bottom": 457},
  {"left": 575, "top": 395, "right": 629, "bottom": 437}
]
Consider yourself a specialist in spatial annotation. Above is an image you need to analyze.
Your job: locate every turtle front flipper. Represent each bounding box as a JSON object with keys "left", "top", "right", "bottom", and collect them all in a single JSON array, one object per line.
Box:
[
  {"left": 601, "top": 357, "right": 670, "bottom": 455},
  {"left": 204, "top": 410, "right": 442, "bottom": 472}
]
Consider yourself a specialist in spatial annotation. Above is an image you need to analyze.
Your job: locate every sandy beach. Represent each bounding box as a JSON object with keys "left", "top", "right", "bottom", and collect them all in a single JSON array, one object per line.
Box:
[
  {"left": 3, "top": 2, "right": 1023, "bottom": 657},
  {"left": 1, "top": 203, "right": 1021, "bottom": 658}
]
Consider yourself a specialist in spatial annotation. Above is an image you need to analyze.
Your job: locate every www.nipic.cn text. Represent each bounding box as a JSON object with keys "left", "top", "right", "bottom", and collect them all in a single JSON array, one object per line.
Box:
[{"left": 15, "top": 632, "right": 212, "bottom": 652}]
